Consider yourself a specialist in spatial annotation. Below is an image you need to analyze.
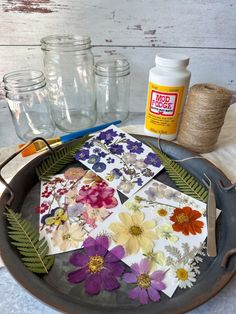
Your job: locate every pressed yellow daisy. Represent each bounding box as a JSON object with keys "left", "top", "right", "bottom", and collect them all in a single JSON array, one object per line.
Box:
[{"left": 109, "top": 211, "right": 156, "bottom": 255}]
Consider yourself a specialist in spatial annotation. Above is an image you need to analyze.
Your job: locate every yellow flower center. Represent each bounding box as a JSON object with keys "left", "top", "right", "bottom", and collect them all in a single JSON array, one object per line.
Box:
[
  {"left": 157, "top": 209, "right": 168, "bottom": 216},
  {"left": 137, "top": 274, "right": 151, "bottom": 289},
  {"left": 62, "top": 233, "right": 71, "bottom": 240},
  {"left": 176, "top": 268, "right": 188, "bottom": 281},
  {"left": 87, "top": 255, "right": 104, "bottom": 273},
  {"left": 129, "top": 225, "right": 142, "bottom": 236},
  {"left": 176, "top": 213, "right": 189, "bottom": 224}
]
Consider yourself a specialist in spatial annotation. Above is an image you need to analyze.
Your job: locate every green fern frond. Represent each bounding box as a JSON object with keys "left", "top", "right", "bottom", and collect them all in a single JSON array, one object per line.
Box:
[
  {"left": 36, "top": 135, "right": 89, "bottom": 181},
  {"left": 147, "top": 142, "right": 208, "bottom": 202},
  {"left": 5, "top": 208, "right": 54, "bottom": 274}
]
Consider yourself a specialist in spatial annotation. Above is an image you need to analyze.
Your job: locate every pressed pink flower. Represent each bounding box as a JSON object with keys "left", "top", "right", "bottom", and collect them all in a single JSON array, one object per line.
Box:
[
  {"left": 123, "top": 259, "right": 166, "bottom": 304},
  {"left": 76, "top": 181, "right": 118, "bottom": 209},
  {"left": 81, "top": 206, "right": 111, "bottom": 228}
]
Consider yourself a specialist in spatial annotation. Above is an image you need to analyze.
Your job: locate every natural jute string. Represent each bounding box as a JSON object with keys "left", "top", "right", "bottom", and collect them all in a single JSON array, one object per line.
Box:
[{"left": 177, "top": 83, "right": 232, "bottom": 153}]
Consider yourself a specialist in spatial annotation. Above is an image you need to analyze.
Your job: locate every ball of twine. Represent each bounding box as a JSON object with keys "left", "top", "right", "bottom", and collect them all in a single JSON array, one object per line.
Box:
[{"left": 177, "top": 83, "right": 232, "bottom": 153}]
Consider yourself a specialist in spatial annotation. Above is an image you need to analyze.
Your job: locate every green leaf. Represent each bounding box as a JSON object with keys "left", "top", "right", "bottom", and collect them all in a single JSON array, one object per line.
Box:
[
  {"left": 146, "top": 142, "right": 208, "bottom": 202},
  {"left": 36, "top": 135, "right": 89, "bottom": 181},
  {"left": 5, "top": 208, "right": 54, "bottom": 274}
]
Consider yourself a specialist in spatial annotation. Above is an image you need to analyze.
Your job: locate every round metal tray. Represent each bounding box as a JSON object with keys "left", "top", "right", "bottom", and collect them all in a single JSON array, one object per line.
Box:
[{"left": 1, "top": 135, "right": 236, "bottom": 314}]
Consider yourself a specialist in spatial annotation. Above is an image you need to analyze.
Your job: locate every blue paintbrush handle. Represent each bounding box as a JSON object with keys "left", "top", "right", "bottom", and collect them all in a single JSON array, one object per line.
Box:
[{"left": 60, "top": 120, "right": 122, "bottom": 143}]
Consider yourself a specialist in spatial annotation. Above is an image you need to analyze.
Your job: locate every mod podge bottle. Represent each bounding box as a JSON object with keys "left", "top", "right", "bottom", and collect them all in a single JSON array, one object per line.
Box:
[{"left": 145, "top": 53, "right": 191, "bottom": 140}]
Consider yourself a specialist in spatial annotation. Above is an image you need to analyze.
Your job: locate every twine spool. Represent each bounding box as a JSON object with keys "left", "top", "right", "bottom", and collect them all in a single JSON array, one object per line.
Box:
[{"left": 177, "top": 83, "right": 232, "bottom": 153}]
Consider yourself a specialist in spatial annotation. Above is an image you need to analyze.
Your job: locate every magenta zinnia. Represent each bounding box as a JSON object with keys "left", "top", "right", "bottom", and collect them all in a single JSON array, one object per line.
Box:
[
  {"left": 123, "top": 259, "right": 166, "bottom": 304},
  {"left": 68, "top": 236, "right": 125, "bottom": 295}
]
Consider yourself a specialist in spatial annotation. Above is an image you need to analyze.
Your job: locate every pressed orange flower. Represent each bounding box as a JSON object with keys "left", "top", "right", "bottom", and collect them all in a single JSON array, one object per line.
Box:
[{"left": 170, "top": 206, "right": 204, "bottom": 236}]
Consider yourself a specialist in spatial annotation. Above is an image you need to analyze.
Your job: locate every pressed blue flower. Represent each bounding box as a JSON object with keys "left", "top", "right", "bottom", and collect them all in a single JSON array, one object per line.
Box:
[
  {"left": 75, "top": 149, "right": 90, "bottom": 161},
  {"left": 137, "top": 178, "right": 143, "bottom": 186},
  {"left": 144, "top": 152, "right": 161, "bottom": 167},
  {"left": 119, "top": 133, "right": 126, "bottom": 138},
  {"left": 97, "top": 129, "right": 118, "bottom": 144},
  {"left": 99, "top": 151, "right": 107, "bottom": 158},
  {"left": 107, "top": 157, "right": 115, "bottom": 164},
  {"left": 84, "top": 141, "right": 94, "bottom": 149},
  {"left": 92, "top": 162, "right": 106, "bottom": 173},
  {"left": 88, "top": 154, "right": 100, "bottom": 164},
  {"left": 93, "top": 147, "right": 101, "bottom": 154},
  {"left": 112, "top": 168, "right": 122, "bottom": 178},
  {"left": 126, "top": 140, "right": 144, "bottom": 154},
  {"left": 110, "top": 144, "right": 124, "bottom": 155}
]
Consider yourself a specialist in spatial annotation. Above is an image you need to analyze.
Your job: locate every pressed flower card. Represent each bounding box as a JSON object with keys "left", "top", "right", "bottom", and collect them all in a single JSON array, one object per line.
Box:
[
  {"left": 39, "top": 167, "right": 121, "bottom": 255},
  {"left": 89, "top": 180, "right": 211, "bottom": 297},
  {"left": 75, "top": 125, "right": 164, "bottom": 197}
]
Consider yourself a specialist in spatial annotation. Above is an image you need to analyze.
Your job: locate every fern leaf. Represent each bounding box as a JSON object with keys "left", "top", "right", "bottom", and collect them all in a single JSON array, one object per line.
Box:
[
  {"left": 36, "top": 135, "right": 89, "bottom": 181},
  {"left": 147, "top": 143, "right": 208, "bottom": 202},
  {"left": 5, "top": 208, "right": 54, "bottom": 274}
]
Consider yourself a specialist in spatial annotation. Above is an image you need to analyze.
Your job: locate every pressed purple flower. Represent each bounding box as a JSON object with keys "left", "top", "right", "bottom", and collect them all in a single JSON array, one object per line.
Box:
[
  {"left": 98, "top": 151, "right": 107, "bottom": 158},
  {"left": 123, "top": 259, "right": 166, "bottom": 304},
  {"left": 88, "top": 154, "right": 100, "bottom": 164},
  {"left": 68, "top": 236, "right": 125, "bottom": 295},
  {"left": 75, "top": 149, "right": 90, "bottom": 161},
  {"left": 126, "top": 140, "right": 144, "bottom": 154},
  {"left": 144, "top": 152, "right": 161, "bottom": 168},
  {"left": 92, "top": 162, "right": 106, "bottom": 173},
  {"left": 97, "top": 129, "right": 118, "bottom": 143},
  {"left": 109, "top": 144, "right": 124, "bottom": 155},
  {"left": 111, "top": 168, "right": 122, "bottom": 178},
  {"left": 93, "top": 147, "right": 102, "bottom": 154},
  {"left": 119, "top": 133, "right": 126, "bottom": 138},
  {"left": 137, "top": 178, "right": 143, "bottom": 186},
  {"left": 84, "top": 141, "right": 94, "bottom": 149},
  {"left": 107, "top": 157, "right": 115, "bottom": 164}
]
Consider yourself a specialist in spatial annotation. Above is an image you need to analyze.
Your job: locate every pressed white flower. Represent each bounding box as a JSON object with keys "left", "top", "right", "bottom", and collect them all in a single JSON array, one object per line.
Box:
[
  {"left": 173, "top": 263, "right": 196, "bottom": 289},
  {"left": 123, "top": 153, "right": 137, "bottom": 164},
  {"left": 134, "top": 159, "right": 146, "bottom": 169},
  {"left": 52, "top": 222, "right": 85, "bottom": 251},
  {"left": 156, "top": 223, "right": 179, "bottom": 243},
  {"left": 117, "top": 180, "right": 134, "bottom": 194}
]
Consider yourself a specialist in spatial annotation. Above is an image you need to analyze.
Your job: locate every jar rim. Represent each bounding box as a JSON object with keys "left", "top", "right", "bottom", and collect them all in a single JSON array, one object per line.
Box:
[
  {"left": 3, "top": 70, "right": 46, "bottom": 93},
  {"left": 40, "top": 34, "right": 91, "bottom": 51},
  {"left": 95, "top": 56, "right": 130, "bottom": 77}
]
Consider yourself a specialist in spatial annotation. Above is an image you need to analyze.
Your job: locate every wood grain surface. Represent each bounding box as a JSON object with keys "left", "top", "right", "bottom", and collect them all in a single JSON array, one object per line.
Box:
[{"left": 0, "top": 0, "right": 235, "bottom": 111}]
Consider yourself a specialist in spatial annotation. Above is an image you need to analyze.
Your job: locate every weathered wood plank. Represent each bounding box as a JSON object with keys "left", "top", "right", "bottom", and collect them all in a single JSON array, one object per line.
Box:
[
  {"left": 0, "top": 0, "right": 236, "bottom": 48},
  {"left": 0, "top": 46, "right": 235, "bottom": 111}
]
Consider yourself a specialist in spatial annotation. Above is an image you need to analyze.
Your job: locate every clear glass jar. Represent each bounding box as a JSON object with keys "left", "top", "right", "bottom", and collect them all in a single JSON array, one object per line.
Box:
[
  {"left": 95, "top": 56, "right": 130, "bottom": 122},
  {"left": 41, "top": 34, "right": 97, "bottom": 132},
  {"left": 3, "top": 70, "right": 55, "bottom": 141}
]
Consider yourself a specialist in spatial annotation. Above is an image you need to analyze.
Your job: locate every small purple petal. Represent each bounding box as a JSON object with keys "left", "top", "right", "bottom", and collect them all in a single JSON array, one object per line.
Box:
[
  {"left": 106, "top": 262, "right": 125, "bottom": 277},
  {"left": 69, "top": 252, "right": 89, "bottom": 267},
  {"left": 85, "top": 273, "right": 101, "bottom": 295},
  {"left": 68, "top": 268, "right": 87, "bottom": 283},
  {"left": 151, "top": 280, "right": 166, "bottom": 291},
  {"left": 100, "top": 269, "right": 120, "bottom": 291},
  {"left": 123, "top": 272, "right": 137, "bottom": 284},
  {"left": 139, "top": 289, "right": 149, "bottom": 304},
  {"left": 130, "top": 262, "right": 140, "bottom": 275},
  {"left": 96, "top": 235, "right": 109, "bottom": 256},
  {"left": 128, "top": 286, "right": 141, "bottom": 300},
  {"left": 148, "top": 286, "right": 161, "bottom": 302},
  {"left": 83, "top": 237, "right": 97, "bottom": 256},
  {"left": 105, "top": 245, "right": 125, "bottom": 262},
  {"left": 139, "top": 259, "right": 150, "bottom": 273},
  {"left": 150, "top": 271, "right": 165, "bottom": 281}
]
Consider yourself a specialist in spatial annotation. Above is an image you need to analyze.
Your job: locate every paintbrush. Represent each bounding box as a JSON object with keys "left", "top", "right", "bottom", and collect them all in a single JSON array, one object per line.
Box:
[{"left": 19, "top": 120, "right": 122, "bottom": 157}]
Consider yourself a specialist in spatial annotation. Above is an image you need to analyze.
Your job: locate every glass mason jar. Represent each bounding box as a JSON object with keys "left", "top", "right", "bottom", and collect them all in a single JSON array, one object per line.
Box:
[
  {"left": 3, "top": 70, "right": 55, "bottom": 141},
  {"left": 95, "top": 56, "right": 130, "bottom": 122},
  {"left": 41, "top": 34, "right": 97, "bottom": 132}
]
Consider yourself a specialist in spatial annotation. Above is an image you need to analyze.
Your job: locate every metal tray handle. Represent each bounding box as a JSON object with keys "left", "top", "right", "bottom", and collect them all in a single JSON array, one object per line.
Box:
[{"left": 0, "top": 137, "right": 54, "bottom": 207}]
